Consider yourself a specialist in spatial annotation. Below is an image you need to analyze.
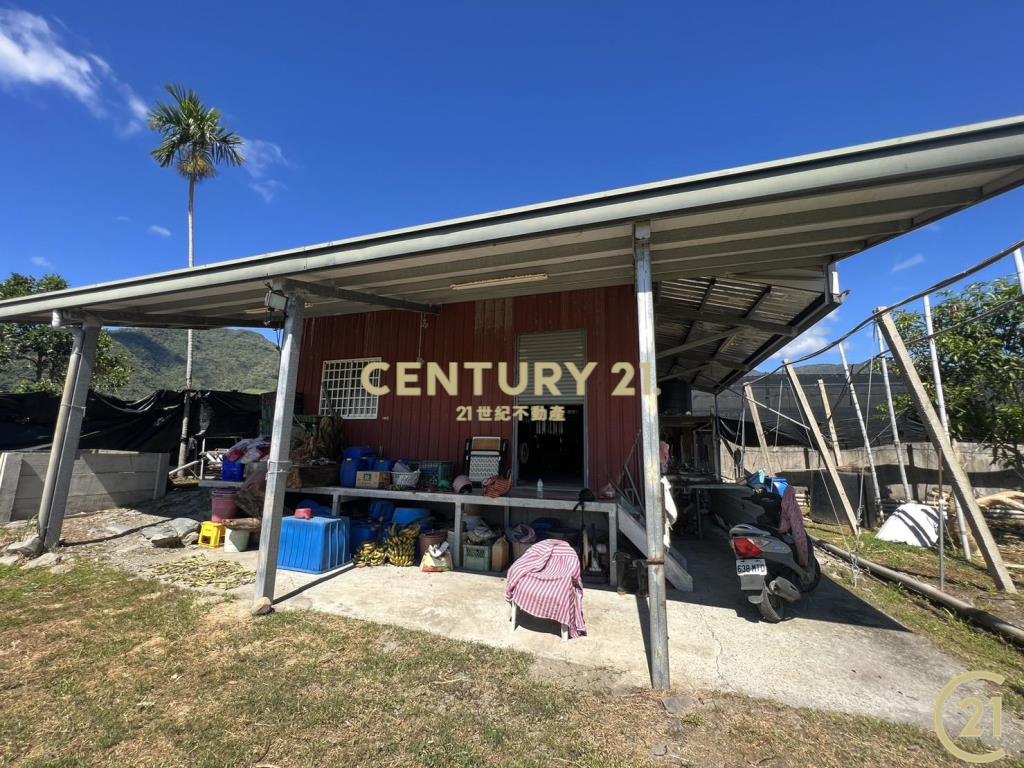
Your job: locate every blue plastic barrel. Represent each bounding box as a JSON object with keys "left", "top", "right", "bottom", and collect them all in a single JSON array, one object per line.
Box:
[
  {"left": 349, "top": 518, "right": 379, "bottom": 554},
  {"left": 393, "top": 507, "right": 431, "bottom": 527},
  {"left": 373, "top": 458, "right": 396, "bottom": 472},
  {"left": 368, "top": 500, "right": 395, "bottom": 522}
]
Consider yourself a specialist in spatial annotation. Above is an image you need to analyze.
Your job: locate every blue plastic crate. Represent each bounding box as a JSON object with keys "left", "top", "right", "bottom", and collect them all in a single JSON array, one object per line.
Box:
[
  {"left": 278, "top": 516, "right": 350, "bottom": 574},
  {"left": 221, "top": 461, "right": 244, "bottom": 482}
]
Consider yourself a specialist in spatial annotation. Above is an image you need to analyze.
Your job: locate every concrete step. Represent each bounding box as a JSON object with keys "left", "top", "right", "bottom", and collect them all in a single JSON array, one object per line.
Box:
[{"left": 616, "top": 497, "right": 693, "bottom": 592}]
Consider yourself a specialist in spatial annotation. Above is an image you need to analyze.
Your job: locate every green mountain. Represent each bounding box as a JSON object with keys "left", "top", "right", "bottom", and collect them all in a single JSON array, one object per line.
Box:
[{"left": 108, "top": 327, "right": 280, "bottom": 400}]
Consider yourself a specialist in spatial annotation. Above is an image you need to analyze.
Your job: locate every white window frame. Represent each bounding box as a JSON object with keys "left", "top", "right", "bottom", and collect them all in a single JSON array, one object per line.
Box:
[{"left": 319, "top": 357, "right": 381, "bottom": 419}]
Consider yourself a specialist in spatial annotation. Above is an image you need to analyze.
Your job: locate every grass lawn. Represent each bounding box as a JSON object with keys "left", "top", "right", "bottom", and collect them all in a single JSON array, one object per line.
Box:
[{"left": 0, "top": 560, "right": 994, "bottom": 767}]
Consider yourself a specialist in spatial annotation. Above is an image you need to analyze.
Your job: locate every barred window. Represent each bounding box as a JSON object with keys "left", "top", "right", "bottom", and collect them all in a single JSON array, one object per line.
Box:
[{"left": 319, "top": 357, "right": 381, "bottom": 419}]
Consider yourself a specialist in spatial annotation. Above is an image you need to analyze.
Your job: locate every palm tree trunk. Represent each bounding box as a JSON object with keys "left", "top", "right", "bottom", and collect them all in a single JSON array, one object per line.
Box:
[{"left": 176, "top": 178, "right": 196, "bottom": 474}]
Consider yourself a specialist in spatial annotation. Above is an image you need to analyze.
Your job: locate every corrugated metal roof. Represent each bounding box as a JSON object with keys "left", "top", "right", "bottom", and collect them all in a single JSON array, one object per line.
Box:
[{"left": 3, "top": 115, "right": 1024, "bottom": 392}]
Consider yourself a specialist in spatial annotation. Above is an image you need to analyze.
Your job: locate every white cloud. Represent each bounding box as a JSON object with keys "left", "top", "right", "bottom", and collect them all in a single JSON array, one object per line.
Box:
[
  {"left": 892, "top": 253, "right": 926, "bottom": 273},
  {"left": 244, "top": 138, "right": 288, "bottom": 178},
  {"left": 115, "top": 215, "right": 130, "bottom": 221},
  {"left": 250, "top": 179, "right": 286, "bottom": 203},
  {"left": 0, "top": 9, "right": 146, "bottom": 132},
  {"left": 243, "top": 138, "right": 289, "bottom": 202},
  {"left": 147, "top": 224, "right": 171, "bottom": 237},
  {"left": 770, "top": 326, "right": 831, "bottom": 362},
  {"left": 30, "top": 255, "right": 52, "bottom": 268}
]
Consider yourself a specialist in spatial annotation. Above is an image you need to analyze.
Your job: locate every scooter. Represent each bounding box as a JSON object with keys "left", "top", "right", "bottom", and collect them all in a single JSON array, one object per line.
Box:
[{"left": 729, "top": 485, "right": 821, "bottom": 622}]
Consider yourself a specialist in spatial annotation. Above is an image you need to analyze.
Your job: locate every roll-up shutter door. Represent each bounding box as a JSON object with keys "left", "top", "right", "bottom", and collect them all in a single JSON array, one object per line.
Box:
[{"left": 515, "top": 329, "right": 587, "bottom": 406}]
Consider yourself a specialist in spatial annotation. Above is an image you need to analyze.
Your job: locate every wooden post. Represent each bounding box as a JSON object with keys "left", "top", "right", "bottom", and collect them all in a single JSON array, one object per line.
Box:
[
  {"left": 37, "top": 318, "right": 101, "bottom": 551},
  {"left": 784, "top": 362, "right": 860, "bottom": 533},
  {"left": 254, "top": 291, "right": 305, "bottom": 606},
  {"left": 877, "top": 311, "right": 1015, "bottom": 593},
  {"left": 634, "top": 221, "right": 670, "bottom": 690},
  {"left": 744, "top": 383, "right": 773, "bottom": 475},
  {"left": 838, "top": 342, "right": 882, "bottom": 513},
  {"left": 876, "top": 328, "right": 912, "bottom": 502},
  {"left": 816, "top": 378, "right": 843, "bottom": 465}
]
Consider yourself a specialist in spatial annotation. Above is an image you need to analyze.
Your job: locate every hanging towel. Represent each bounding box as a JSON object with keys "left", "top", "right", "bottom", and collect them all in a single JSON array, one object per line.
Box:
[
  {"left": 505, "top": 540, "right": 586, "bottom": 638},
  {"left": 661, "top": 476, "right": 678, "bottom": 548},
  {"left": 778, "top": 485, "right": 809, "bottom": 567}
]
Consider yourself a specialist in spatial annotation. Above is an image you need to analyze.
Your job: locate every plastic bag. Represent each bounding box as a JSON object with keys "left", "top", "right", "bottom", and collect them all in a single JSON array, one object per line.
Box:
[{"left": 420, "top": 550, "right": 452, "bottom": 573}]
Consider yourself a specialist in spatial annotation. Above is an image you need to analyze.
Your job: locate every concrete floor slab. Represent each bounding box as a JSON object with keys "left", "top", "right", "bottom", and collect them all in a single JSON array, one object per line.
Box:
[{"left": 207, "top": 531, "right": 1021, "bottom": 748}]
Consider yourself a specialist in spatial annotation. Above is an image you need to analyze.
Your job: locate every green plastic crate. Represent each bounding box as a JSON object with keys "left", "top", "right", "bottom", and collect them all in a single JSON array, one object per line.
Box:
[{"left": 463, "top": 543, "right": 491, "bottom": 572}]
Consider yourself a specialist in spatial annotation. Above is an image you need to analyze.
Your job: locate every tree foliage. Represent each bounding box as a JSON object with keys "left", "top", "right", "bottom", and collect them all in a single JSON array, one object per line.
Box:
[
  {"left": 148, "top": 84, "right": 244, "bottom": 182},
  {"left": 888, "top": 277, "right": 1024, "bottom": 477},
  {"left": 0, "top": 273, "right": 134, "bottom": 394}
]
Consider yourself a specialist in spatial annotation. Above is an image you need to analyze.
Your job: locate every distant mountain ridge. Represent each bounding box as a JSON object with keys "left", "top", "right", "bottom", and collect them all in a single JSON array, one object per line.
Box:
[{"left": 108, "top": 327, "right": 280, "bottom": 400}]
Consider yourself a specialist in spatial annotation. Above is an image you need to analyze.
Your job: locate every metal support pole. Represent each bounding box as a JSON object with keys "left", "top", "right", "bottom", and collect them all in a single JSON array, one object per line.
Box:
[
  {"left": 253, "top": 292, "right": 306, "bottom": 606},
  {"left": 817, "top": 378, "right": 843, "bottom": 466},
  {"left": 633, "top": 221, "right": 670, "bottom": 691},
  {"left": 785, "top": 362, "right": 860, "bottom": 534},
  {"left": 36, "top": 318, "right": 101, "bottom": 551},
  {"left": 876, "top": 327, "right": 911, "bottom": 501},
  {"left": 923, "top": 296, "right": 972, "bottom": 560},
  {"left": 1014, "top": 248, "right": 1024, "bottom": 293},
  {"left": 878, "top": 311, "right": 1015, "bottom": 592},
  {"left": 838, "top": 342, "right": 881, "bottom": 516},
  {"left": 712, "top": 393, "right": 722, "bottom": 480},
  {"left": 744, "top": 382, "right": 773, "bottom": 475}
]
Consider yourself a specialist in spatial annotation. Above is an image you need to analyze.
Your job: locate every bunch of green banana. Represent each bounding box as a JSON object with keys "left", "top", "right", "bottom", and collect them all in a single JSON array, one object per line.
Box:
[
  {"left": 354, "top": 541, "right": 385, "bottom": 567},
  {"left": 384, "top": 524, "right": 420, "bottom": 567}
]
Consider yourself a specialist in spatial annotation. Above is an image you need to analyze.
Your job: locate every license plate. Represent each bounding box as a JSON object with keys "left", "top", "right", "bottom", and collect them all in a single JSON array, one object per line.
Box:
[{"left": 736, "top": 559, "right": 767, "bottom": 576}]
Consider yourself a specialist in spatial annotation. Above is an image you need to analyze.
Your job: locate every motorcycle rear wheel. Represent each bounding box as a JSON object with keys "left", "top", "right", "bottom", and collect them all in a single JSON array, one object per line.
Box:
[{"left": 758, "top": 585, "right": 785, "bottom": 622}]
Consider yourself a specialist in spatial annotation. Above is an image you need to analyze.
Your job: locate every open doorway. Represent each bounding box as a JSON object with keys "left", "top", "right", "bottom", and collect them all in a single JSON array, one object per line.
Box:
[
  {"left": 514, "top": 329, "right": 587, "bottom": 489},
  {"left": 516, "top": 404, "right": 584, "bottom": 487}
]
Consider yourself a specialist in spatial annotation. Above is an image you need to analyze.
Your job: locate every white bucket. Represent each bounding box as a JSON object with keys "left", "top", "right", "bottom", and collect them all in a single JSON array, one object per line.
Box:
[{"left": 224, "top": 527, "right": 251, "bottom": 553}]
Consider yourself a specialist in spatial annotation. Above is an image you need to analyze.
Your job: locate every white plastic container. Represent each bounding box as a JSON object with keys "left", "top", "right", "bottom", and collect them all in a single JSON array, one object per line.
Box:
[{"left": 224, "top": 527, "right": 251, "bottom": 553}]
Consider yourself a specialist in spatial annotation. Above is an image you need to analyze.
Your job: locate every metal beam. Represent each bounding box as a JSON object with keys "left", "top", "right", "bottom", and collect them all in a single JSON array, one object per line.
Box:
[
  {"left": 634, "top": 221, "right": 670, "bottom": 691},
  {"left": 877, "top": 310, "right": 1015, "bottom": 592},
  {"left": 656, "top": 329, "right": 738, "bottom": 359},
  {"left": 253, "top": 293, "right": 306, "bottom": 607},
  {"left": 656, "top": 305, "right": 798, "bottom": 336},
  {"left": 36, "top": 318, "right": 101, "bottom": 551},
  {"left": 62, "top": 309, "right": 270, "bottom": 329},
  {"left": 711, "top": 286, "right": 773, "bottom": 363},
  {"left": 278, "top": 278, "right": 439, "bottom": 315}
]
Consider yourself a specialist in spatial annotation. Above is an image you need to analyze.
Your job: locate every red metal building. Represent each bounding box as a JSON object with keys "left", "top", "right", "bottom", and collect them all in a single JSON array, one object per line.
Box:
[{"left": 297, "top": 284, "right": 640, "bottom": 490}]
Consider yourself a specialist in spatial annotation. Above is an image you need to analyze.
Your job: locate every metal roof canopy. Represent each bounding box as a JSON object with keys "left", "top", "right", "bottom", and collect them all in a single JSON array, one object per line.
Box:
[{"left": 4, "top": 116, "right": 1024, "bottom": 393}]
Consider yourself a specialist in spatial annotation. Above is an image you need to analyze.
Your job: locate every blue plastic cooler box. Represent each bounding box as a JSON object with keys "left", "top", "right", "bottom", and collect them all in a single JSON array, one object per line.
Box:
[{"left": 278, "top": 516, "right": 350, "bottom": 574}]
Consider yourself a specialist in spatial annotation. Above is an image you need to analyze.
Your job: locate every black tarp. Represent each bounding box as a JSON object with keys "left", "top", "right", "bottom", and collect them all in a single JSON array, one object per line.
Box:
[
  {"left": 0, "top": 389, "right": 263, "bottom": 452},
  {"left": 692, "top": 372, "right": 932, "bottom": 449}
]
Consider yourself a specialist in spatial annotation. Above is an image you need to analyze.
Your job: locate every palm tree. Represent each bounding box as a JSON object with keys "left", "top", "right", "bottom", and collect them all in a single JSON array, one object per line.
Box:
[{"left": 148, "top": 84, "right": 245, "bottom": 472}]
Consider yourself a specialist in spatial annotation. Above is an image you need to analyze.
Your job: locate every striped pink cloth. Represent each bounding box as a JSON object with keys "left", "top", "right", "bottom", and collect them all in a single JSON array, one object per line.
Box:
[{"left": 505, "top": 539, "right": 586, "bottom": 638}]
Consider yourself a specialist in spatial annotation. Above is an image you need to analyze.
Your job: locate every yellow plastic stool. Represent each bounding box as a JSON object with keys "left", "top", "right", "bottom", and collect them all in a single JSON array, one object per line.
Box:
[{"left": 198, "top": 522, "right": 225, "bottom": 549}]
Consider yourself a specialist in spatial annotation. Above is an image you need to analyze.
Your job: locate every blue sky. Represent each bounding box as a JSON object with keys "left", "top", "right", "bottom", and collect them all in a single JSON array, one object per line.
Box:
[{"left": 1, "top": 1, "right": 1023, "bottom": 364}]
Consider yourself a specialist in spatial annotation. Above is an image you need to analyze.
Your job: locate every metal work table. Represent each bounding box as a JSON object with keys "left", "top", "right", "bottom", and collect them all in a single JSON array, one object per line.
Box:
[{"left": 199, "top": 480, "right": 619, "bottom": 581}]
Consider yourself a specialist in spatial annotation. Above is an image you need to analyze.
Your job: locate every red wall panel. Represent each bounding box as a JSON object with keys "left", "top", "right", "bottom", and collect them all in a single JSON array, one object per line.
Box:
[{"left": 296, "top": 285, "right": 640, "bottom": 489}]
